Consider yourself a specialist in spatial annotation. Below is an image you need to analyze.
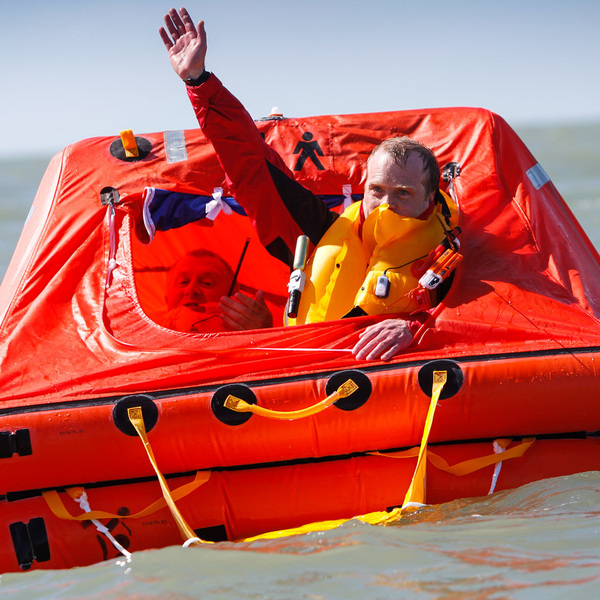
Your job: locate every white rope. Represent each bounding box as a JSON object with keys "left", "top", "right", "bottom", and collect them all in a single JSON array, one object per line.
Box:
[
  {"left": 254, "top": 347, "right": 353, "bottom": 353},
  {"left": 72, "top": 490, "right": 132, "bottom": 560},
  {"left": 105, "top": 204, "right": 118, "bottom": 289},
  {"left": 487, "top": 440, "right": 504, "bottom": 495}
]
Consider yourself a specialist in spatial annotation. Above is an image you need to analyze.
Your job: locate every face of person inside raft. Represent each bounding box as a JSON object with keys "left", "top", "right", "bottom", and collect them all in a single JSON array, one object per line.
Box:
[
  {"left": 165, "top": 254, "right": 232, "bottom": 312},
  {"left": 362, "top": 150, "right": 435, "bottom": 219}
]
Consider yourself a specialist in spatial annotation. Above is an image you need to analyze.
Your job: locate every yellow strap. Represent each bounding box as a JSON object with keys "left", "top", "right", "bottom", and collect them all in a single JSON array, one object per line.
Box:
[
  {"left": 372, "top": 437, "right": 536, "bottom": 476},
  {"left": 42, "top": 470, "right": 210, "bottom": 522},
  {"left": 224, "top": 378, "right": 358, "bottom": 420},
  {"left": 243, "top": 371, "right": 448, "bottom": 540},
  {"left": 242, "top": 506, "right": 411, "bottom": 541},
  {"left": 127, "top": 406, "right": 209, "bottom": 545},
  {"left": 243, "top": 436, "right": 538, "bottom": 541},
  {"left": 400, "top": 370, "right": 447, "bottom": 510}
]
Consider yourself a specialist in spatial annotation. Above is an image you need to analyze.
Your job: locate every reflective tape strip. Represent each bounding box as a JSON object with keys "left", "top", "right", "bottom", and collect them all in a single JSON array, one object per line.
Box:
[
  {"left": 164, "top": 130, "right": 188, "bottom": 163},
  {"left": 526, "top": 163, "right": 551, "bottom": 190}
]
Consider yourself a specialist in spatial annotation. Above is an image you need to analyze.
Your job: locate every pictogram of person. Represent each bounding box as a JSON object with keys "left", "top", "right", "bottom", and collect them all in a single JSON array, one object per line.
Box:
[{"left": 293, "top": 132, "right": 325, "bottom": 171}]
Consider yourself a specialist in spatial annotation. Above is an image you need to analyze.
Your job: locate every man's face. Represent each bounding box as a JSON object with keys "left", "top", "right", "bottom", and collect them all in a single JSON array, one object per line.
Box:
[
  {"left": 362, "top": 150, "right": 435, "bottom": 219},
  {"left": 165, "top": 255, "right": 231, "bottom": 311}
]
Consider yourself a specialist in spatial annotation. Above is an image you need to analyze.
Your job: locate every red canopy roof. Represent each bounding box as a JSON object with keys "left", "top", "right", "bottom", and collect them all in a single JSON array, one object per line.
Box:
[{"left": 1, "top": 107, "right": 600, "bottom": 408}]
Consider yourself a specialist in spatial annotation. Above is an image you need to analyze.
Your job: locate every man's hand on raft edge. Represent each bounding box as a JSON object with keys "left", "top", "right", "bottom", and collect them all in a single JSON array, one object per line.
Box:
[
  {"left": 159, "top": 7, "right": 207, "bottom": 81},
  {"left": 352, "top": 319, "right": 413, "bottom": 361}
]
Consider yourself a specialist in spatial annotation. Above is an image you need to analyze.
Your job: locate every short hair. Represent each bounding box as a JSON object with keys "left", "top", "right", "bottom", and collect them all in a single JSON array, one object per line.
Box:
[
  {"left": 367, "top": 136, "right": 440, "bottom": 196},
  {"left": 170, "top": 249, "right": 234, "bottom": 279}
]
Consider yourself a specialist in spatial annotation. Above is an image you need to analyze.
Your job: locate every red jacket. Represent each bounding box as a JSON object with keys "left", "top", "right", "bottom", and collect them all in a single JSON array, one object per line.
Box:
[
  {"left": 186, "top": 73, "right": 432, "bottom": 333},
  {"left": 187, "top": 73, "right": 338, "bottom": 268}
]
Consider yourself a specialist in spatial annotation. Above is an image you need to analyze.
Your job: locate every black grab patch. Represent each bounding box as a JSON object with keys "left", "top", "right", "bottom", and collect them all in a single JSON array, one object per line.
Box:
[
  {"left": 109, "top": 136, "right": 152, "bottom": 162},
  {"left": 326, "top": 369, "right": 372, "bottom": 412},
  {"left": 211, "top": 384, "right": 257, "bottom": 426},
  {"left": 417, "top": 360, "right": 463, "bottom": 399},
  {"left": 112, "top": 394, "right": 159, "bottom": 436}
]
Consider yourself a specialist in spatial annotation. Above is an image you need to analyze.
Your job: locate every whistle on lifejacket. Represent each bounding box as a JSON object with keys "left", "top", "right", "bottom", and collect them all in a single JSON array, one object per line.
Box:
[
  {"left": 287, "top": 235, "right": 309, "bottom": 318},
  {"left": 418, "top": 247, "right": 463, "bottom": 290}
]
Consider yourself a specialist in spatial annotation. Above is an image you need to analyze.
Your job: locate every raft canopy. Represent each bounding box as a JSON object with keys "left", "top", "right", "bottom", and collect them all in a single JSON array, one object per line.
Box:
[
  {"left": 1, "top": 106, "right": 600, "bottom": 407},
  {"left": 131, "top": 186, "right": 356, "bottom": 325}
]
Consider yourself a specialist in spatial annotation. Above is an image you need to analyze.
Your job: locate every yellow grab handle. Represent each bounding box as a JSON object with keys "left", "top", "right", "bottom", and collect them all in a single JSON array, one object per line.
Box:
[{"left": 224, "top": 378, "right": 358, "bottom": 420}]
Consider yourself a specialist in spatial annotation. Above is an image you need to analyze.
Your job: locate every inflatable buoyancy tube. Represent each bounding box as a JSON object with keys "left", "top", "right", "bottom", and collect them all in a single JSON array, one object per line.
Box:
[{"left": 290, "top": 192, "right": 458, "bottom": 325}]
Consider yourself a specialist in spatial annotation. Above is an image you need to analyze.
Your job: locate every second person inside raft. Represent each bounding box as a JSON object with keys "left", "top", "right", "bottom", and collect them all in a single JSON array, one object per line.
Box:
[{"left": 161, "top": 248, "right": 273, "bottom": 333}]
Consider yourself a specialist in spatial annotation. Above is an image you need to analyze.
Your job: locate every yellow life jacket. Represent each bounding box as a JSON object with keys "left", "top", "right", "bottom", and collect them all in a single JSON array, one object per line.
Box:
[{"left": 289, "top": 192, "right": 458, "bottom": 325}]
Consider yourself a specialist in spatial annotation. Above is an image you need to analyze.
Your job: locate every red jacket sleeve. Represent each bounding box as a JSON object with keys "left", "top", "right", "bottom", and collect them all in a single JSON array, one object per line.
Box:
[{"left": 186, "top": 74, "right": 337, "bottom": 267}]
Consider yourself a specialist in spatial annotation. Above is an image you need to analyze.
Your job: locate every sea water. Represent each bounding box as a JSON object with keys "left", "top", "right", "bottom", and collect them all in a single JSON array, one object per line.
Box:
[{"left": 0, "top": 122, "right": 599, "bottom": 598}]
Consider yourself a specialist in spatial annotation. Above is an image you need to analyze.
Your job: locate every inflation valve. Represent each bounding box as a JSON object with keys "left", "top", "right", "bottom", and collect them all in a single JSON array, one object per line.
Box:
[{"left": 110, "top": 130, "right": 152, "bottom": 162}]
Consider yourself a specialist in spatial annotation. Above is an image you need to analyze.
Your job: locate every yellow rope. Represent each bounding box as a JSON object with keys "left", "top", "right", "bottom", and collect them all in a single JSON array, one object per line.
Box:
[
  {"left": 400, "top": 370, "right": 447, "bottom": 510},
  {"left": 243, "top": 438, "right": 538, "bottom": 540},
  {"left": 126, "top": 406, "right": 209, "bottom": 545},
  {"left": 242, "top": 371, "right": 449, "bottom": 539},
  {"left": 372, "top": 437, "right": 535, "bottom": 476},
  {"left": 42, "top": 378, "right": 538, "bottom": 547},
  {"left": 224, "top": 378, "right": 358, "bottom": 420},
  {"left": 42, "top": 471, "right": 210, "bottom": 522}
]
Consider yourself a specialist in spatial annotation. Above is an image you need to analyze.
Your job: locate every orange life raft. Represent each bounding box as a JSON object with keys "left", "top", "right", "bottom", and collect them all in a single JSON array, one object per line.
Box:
[{"left": 1, "top": 106, "right": 599, "bottom": 573}]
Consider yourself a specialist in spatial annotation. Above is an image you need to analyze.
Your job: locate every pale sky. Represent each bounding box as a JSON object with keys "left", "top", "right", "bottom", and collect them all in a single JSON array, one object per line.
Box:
[{"left": 1, "top": 0, "right": 599, "bottom": 157}]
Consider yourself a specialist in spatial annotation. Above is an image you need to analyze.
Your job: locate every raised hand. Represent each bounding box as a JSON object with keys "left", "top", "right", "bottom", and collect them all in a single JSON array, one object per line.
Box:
[{"left": 159, "top": 7, "right": 207, "bottom": 81}]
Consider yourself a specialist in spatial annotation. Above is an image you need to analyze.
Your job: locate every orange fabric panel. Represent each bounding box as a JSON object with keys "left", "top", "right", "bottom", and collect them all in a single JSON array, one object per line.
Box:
[
  {"left": 2, "top": 108, "right": 600, "bottom": 406},
  {"left": 1, "top": 438, "right": 598, "bottom": 573}
]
